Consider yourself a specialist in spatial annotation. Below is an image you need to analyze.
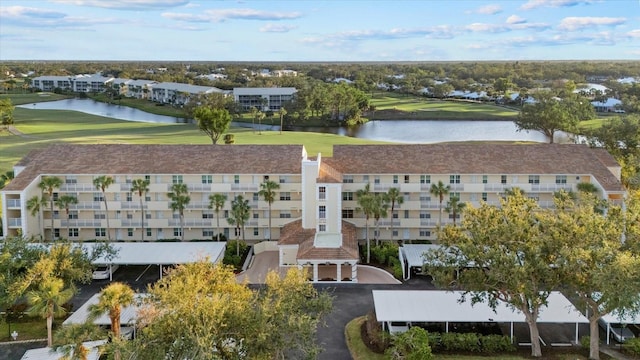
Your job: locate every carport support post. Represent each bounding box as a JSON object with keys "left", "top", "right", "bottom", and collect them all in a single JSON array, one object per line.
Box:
[
  {"left": 336, "top": 263, "right": 341, "bottom": 283},
  {"left": 575, "top": 322, "right": 578, "bottom": 344},
  {"left": 159, "top": 265, "right": 163, "bottom": 280},
  {"left": 109, "top": 264, "right": 113, "bottom": 282},
  {"left": 445, "top": 322, "right": 448, "bottom": 333},
  {"left": 606, "top": 323, "right": 610, "bottom": 345},
  {"left": 312, "top": 263, "right": 318, "bottom": 282},
  {"left": 510, "top": 322, "right": 514, "bottom": 343}
]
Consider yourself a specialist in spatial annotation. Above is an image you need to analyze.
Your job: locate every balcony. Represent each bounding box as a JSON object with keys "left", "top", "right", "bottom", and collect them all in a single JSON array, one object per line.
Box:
[
  {"left": 121, "top": 202, "right": 147, "bottom": 210},
  {"left": 9, "top": 218, "right": 22, "bottom": 227},
  {"left": 449, "top": 183, "right": 464, "bottom": 191},
  {"left": 373, "top": 183, "right": 394, "bottom": 192},
  {"left": 377, "top": 220, "right": 401, "bottom": 227},
  {"left": 420, "top": 202, "right": 440, "bottom": 209},
  {"left": 61, "top": 219, "right": 102, "bottom": 227},
  {"left": 186, "top": 201, "right": 209, "bottom": 209},
  {"left": 531, "top": 184, "right": 572, "bottom": 192},
  {"left": 70, "top": 201, "right": 101, "bottom": 210},
  {"left": 420, "top": 220, "right": 436, "bottom": 226},
  {"left": 188, "top": 184, "right": 212, "bottom": 192},
  {"left": 7, "top": 199, "right": 21, "bottom": 208},
  {"left": 120, "top": 183, "right": 132, "bottom": 192},
  {"left": 60, "top": 183, "right": 95, "bottom": 192},
  {"left": 484, "top": 184, "right": 512, "bottom": 191},
  {"left": 168, "top": 219, "right": 213, "bottom": 227},
  {"left": 121, "top": 220, "right": 148, "bottom": 227},
  {"left": 231, "top": 184, "right": 258, "bottom": 191}
]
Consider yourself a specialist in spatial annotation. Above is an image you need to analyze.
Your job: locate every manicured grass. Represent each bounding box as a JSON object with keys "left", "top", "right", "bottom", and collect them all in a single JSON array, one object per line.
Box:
[
  {"left": 0, "top": 107, "right": 389, "bottom": 175},
  {"left": 89, "top": 93, "right": 187, "bottom": 118},
  {"left": 345, "top": 316, "right": 387, "bottom": 360},
  {"left": 0, "top": 92, "right": 71, "bottom": 105},
  {"left": 0, "top": 317, "right": 52, "bottom": 341},
  {"left": 369, "top": 93, "right": 519, "bottom": 121}
]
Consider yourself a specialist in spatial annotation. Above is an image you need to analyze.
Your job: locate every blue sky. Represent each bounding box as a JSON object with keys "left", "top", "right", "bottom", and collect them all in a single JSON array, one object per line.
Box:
[{"left": 0, "top": 0, "right": 638, "bottom": 61}]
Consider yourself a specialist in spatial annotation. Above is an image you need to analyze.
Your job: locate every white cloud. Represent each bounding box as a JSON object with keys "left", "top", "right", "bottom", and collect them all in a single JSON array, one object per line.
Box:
[
  {"left": 163, "top": 8, "right": 302, "bottom": 22},
  {"left": 520, "top": 0, "right": 596, "bottom": 10},
  {"left": 558, "top": 17, "right": 626, "bottom": 31},
  {"left": 48, "top": 0, "right": 189, "bottom": 10},
  {"left": 506, "top": 15, "right": 526, "bottom": 24},
  {"left": 260, "top": 24, "right": 296, "bottom": 33},
  {"left": 465, "top": 22, "right": 508, "bottom": 33},
  {"left": 474, "top": 4, "right": 502, "bottom": 15},
  {"left": 627, "top": 29, "right": 640, "bottom": 38},
  {"left": 0, "top": 6, "right": 66, "bottom": 18}
]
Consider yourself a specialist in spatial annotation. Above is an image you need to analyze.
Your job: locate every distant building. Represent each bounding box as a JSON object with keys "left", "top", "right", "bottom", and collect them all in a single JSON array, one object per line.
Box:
[
  {"left": 233, "top": 87, "right": 297, "bottom": 111},
  {"left": 148, "top": 82, "right": 226, "bottom": 105}
]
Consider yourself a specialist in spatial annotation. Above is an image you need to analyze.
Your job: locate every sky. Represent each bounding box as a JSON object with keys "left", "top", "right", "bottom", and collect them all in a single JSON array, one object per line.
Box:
[{"left": 0, "top": 0, "right": 638, "bottom": 62}]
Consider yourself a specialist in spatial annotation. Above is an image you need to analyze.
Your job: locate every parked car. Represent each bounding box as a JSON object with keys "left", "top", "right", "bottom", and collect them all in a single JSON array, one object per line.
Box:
[
  {"left": 92, "top": 264, "right": 119, "bottom": 280},
  {"left": 120, "top": 326, "right": 134, "bottom": 340},
  {"left": 598, "top": 318, "right": 636, "bottom": 343}
]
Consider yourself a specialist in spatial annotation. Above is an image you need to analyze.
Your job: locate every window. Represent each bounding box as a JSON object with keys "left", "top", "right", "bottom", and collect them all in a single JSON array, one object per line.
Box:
[
  {"left": 93, "top": 193, "right": 104, "bottom": 202},
  {"left": 54, "top": 229, "right": 60, "bottom": 239},
  {"left": 362, "top": 175, "right": 369, "bottom": 182},
  {"left": 482, "top": 175, "right": 488, "bottom": 184},
  {"left": 404, "top": 210, "right": 409, "bottom": 219},
  {"left": 65, "top": 176, "right": 77, "bottom": 184},
  {"left": 128, "top": 228, "right": 134, "bottom": 237},
  {"left": 234, "top": 228, "right": 241, "bottom": 237},
  {"left": 174, "top": 228, "right": 183, "bottom": 237},
  {"left": 146, "top": 228, "right": 152, "bottom": 237},
  {"left": 69, "top": 211, "right": 78, "bottom": 220},
  {"left": 450, "top": 175, "right": 461, "bottom": 184},
  {"left": 95, "top": 228, "right": 106, "bottom": 237},
  {"left": 279, "top": 176, "right": 287, "bottom": 184},
  {"left": 126, "top": 213, "right": 133, "bottom": 219},
  {"left": 173, "top": 213, "right": 180, "bottom": 219},
  {"left": 393, "top": 175, "right": 398, "bottom": 184},
  {"left": 280, "top": 213, "right": 292, "bottom": 218},
  {"left": 556, "top": 175, "right": 567, "bottom": 184},
  {"left": 145, "top": 194, "right": 151, "bottom": 201},
  {"left": 342, "top": 209, "right": 354, "bottom": 218},
  {"left": 263, "top": 175, "right": 269, "bottom": 182},
  {"left": 420, "top": 212, "right": 431, "bottom": 219},
  {"left": 146, "top": 213, "right": 152, "bottom": 219},
  {"left": 202, "top": 213, "right": 213, "bottom": 219},
  {"left": 253, "top": 193, "right": 259, "bottom": 201},
  {"left": 224, "top": 210, "right": 229, "bottom": 218},
  {"left": 253, "top": 213, "right": 259, "bottom": 219},
  {"left": 393, "top": 212, "right": 398, "bottom": 219},
  {"left": 126, "top": 193, "right": 133, "bottom": 202},
  {"left": 420, "top": 229, "right": 431, "bottom": 237},
  {"left": 501, "top": 175, "right": 507, "bottom": 184},
  {"left": 319, "top": 187, "right": 326, "bottom": 200},
  {"left": 52, "top": 193, "right": 59, "bottom": 201},
  {"left": 202, "top": 175, "right": 212, "bottom": 184},
  {"left": 404, "top": 175, "right": 410, "bottom": 184},
  {"left": 342, "top": 192, "right": 353, "bottom": 201},
  {"left": 145, "top": 175, "right": 151, "bottom": 182},
  {"left": 319, "top": 206, "right": 326, "bottom": 219},
  {"left": 203, "top": 229, "right": 214, "bottom": 237},
  {"left": 419, "top": 195, "right": 431, "bottom": 202},
  {"left": 53, "top": 210, "right": 60, "bottom": 219},
  {"left": 172, "top": 175, "right": 183, "bottom": 184},
  {"left": 449, "top": 192, "right": 460, "bottom": 200},
  {"left": 374, "top": 176, "right": 380, "bottom": 184},
  {"left": 319, "top": 224, "right": 326, "bottom": 232},
  {"left": 68, "top": 228, "right": 79, "bottom": 237},
  {"left": 528, "top": 175, "right": 540, "bottom": 184},
  {"left": 392, "top": 230, "right": 398, "bottom": 237},
  {"left": 482, "top": 192, "right": 488, "bottom": 201},
  {"left": 280, "top": 192, "right": 291, "bottom": 201},
  {"left": 234, "top": 175, "right": 240, "bottom": 184},
  {"left": 253, "top": 228, "right": 259, "bottom": 236},
  {"left": 343, "top": 175, "right": 353, "bottom": 183},
  {"left": 420, "top": 175, "right": 431, "bottom": 184},
  {"left": 94, "top": 212, "right": 106, "bottom": 220}
]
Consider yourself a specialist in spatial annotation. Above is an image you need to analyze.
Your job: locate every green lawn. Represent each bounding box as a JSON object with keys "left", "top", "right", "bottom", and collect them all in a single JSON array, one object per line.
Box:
[
  {"left": 0, "top": 317, "right": 54, "bottom": 342},
  {"left": 369, "top": 93, "right": 519, "bottom": 121},
  {"left": 0, "top": 92, "right": 71, "bottom": 105},
  {"left": 0, "top": 107, "right": 389, "bottom": 175}
]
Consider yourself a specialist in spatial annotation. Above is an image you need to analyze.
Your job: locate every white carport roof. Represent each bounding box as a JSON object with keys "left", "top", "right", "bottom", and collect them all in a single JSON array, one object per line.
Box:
[
  {"left": 602, "top": 310, "right": 640, "bottom": 325},
  {"left": 86, "top": 241, "right": 226, "bottom": 265},
  {"left": 372, "top": 290, "right": 588, "bottom": 324},
  {"left": 20, "top": 340, "right": 106, "bottom": 360},
  {"left": 63, "top": 293, "right": 144, "bottom": 326},
  {"left": 400, "top": 244, "right": 442, "bottom": 268}
]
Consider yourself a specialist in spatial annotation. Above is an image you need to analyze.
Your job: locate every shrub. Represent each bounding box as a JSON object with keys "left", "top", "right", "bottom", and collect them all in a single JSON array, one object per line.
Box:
[
  {"left": 580, "top": 335, "right": 590, "bottom": 350},
  {"left": 386, "top": 326, "right": 434, "bottom": 360},
  {"left": 223, "top": 240, "right": 249, "bottom": 269},
  {"left": 362, "top": 310, "right": 390, "bottom": 353},
  {"left": 481, "top": 334, "right": 515, "bottom": 353},
  {"left": 456, "top": 332, "right": 481, "bottom": 352},
  {"left": 370, "top": 242, "right": 400, "bottom": 266},
  {"left": 440, "top": 332, "right": 458, "bottom": 351},
  {"left": 623, "top": 338, "right": 640, "bottom": 357}
]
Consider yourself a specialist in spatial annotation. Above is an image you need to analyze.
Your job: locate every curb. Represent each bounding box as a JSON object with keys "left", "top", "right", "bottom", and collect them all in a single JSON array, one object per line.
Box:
[{"left": 0, "top": 338, "right": 46, "bottom": 345}]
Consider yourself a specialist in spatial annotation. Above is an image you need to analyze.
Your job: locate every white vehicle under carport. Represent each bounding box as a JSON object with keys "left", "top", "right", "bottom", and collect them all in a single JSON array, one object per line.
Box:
[
  {"left": 92, "top": 264, "right": 119, "bottom": 280},
  {"left": 598, "top": 318, "right": 636, "bottom": 343}
]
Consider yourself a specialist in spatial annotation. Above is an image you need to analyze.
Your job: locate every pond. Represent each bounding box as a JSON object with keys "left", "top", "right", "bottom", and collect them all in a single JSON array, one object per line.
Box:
[{"left": 20, "top": 98, "right": 568, "bottom": 144}]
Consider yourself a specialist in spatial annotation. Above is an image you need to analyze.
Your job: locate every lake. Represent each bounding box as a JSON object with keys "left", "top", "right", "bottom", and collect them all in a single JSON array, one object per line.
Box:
[{"left": 20, "top": 98, "right": 568, "bottom": 144}]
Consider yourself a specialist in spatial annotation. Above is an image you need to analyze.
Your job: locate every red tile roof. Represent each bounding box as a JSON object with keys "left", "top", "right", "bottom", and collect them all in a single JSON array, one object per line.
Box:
[{"left": 278, "top": 220, "right": 359, "bottom": 261}]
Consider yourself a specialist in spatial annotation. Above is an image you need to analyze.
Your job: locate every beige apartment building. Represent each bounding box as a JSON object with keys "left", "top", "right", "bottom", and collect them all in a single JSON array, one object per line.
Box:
[{"left": 1, "top": 143, "right": 626, "bottom": 246}]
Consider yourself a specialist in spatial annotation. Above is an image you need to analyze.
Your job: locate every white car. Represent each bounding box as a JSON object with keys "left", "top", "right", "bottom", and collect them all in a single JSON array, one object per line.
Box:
[
  {"left": 598, "top": 318, "right": 636, "bottom": 343},
  {"left": 92, "top": 264, "right": 119, "bottom": 280}
]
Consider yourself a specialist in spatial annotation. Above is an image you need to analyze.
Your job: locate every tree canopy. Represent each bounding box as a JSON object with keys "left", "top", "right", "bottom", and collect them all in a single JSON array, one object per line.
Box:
[{"left": 193, "top": 106, "right": 232, "bottom": 144}]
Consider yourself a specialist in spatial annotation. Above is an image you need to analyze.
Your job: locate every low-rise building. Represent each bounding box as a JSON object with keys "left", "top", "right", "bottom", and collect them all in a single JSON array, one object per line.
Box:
[{"left": 233, "top": 87, "right": 297, "bottom": 111}]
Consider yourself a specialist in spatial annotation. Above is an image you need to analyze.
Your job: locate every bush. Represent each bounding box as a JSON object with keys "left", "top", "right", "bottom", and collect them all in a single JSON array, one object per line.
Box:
[
  {"left": 386, "top": 327, "right": 434, "bottom": 360},
  {"left": 370, "top": 242, "right": 399, "bottom": 266},
  {"left": 440, "top": 332, "right": 459, "bottom": 351},
  {"left": 623, "top": 338, "right": 640, "bottom": 357},
  {"left": 580, "top": 335, "right": 590, "bottom": 350},
  {"left": 223, "top": 240, "right": 249, "bottom": 270},
  {"left": 362, "top": 310, "right": 390, "bottom": 353},
  {"left": 481, "top": 334, "right": 515, "bottom": 353}
]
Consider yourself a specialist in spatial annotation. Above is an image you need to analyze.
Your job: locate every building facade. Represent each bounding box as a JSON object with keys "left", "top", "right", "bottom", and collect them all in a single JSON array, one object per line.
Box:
[
  {"left": 233, "top": 87, "right": 297, "bottom": 111},
  {"left": 1, "top": 143, "right": 626, "bottom": 244}
]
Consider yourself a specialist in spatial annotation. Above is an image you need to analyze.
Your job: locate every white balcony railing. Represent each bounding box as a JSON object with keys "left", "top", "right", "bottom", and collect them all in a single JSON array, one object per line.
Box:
[
  {"left": 71, "top": 201, "right": 101, "bottom": 210},
  {"left": 231, "top": 184, "right": 258, "bottom": 191},
  {"left": 186, "top": 201, "right": 209, "bottom": 209},
  {"left": 187, "top": 184, "right": 212, "bottom": 192},
  {"left": 61, "top": 219, "right": 102, "bottom": 227},
  {"left": 60, "top": 183, "right": 95, "bottom": 192},
  {"left": 121, "top": 202, "right": 147, "bottom": 209},
  {"left": 168, "top": 219, "right": 213, "bottom": 227}
]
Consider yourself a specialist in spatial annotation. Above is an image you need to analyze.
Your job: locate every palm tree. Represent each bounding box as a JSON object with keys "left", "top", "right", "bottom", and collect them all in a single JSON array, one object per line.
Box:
[
  {"left": 26, "top": 277, "right": 74, "bottom": 347},
  {"left": 93, "top": 176, "right": 115, "bottom": 241},
  {"left": 88, "top": 282, "right": 135, "bottom": 339},
  {"left": 208, "top": 193, "right": 227, "bottom": 241},
  {"left": 356, "top": 184, "right": 374, "bottom": 263},
  {"left": 53, "top": 323, "right": 105, "bottom": 360},
  {"left": 131, "top": 179, "right": 150, "bottom": 241},
  {"left": 0, "top": 170, "right": 14, "bottom": 189},
  {"left": 445, "top": 196, "right": 466, "bottom": 225},
  {"left": 371, "top": 193, "right": 388, "bottom": 246},
  {"left": 429, "top": 181, "right": 450, "bottom": 227},
  {"left": 38, "top": 176, "right": 63, "bottom": 241},
  {"left": 168, "top": 183, "right": 190, "bottom": 241},
  {"left": 257, "top": 110, "right": 266, "bottom": 135},
  {"left": 56, "top": 194, "right": 78, "bottom": 238},
  {"left": 278, "top": 106, "right": 287, "bottom": 134},
  {"left": 228, "top": 195, "right": 250, "bottom": 256},
  {"left": 27, "top": 195, "right": 46, "bottom": 241},
  {"left": 258, "top": 180, "right": 280, "bottom": 241},
  {"left": 385, "top": 188, "right": 404, "bottom": 243}
]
